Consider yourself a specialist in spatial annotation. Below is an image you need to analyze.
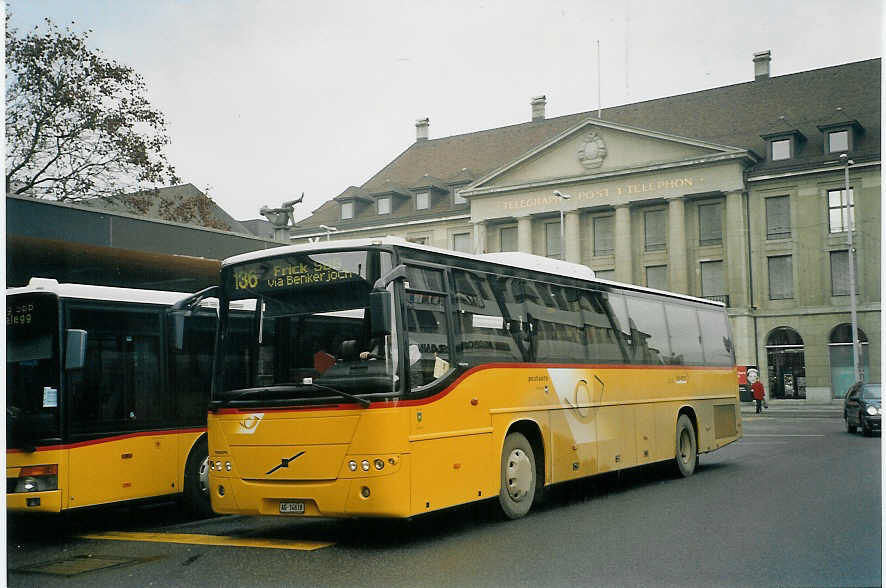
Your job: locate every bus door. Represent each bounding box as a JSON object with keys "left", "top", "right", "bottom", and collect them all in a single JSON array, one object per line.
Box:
[{"left": 66, "top": 304, "right": 177, "bottom": 506}]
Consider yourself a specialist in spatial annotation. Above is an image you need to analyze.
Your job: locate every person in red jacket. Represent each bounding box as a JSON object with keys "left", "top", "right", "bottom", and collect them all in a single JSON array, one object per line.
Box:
[{"left": 749, "top": 368, "right": 765, "bottom": 414}]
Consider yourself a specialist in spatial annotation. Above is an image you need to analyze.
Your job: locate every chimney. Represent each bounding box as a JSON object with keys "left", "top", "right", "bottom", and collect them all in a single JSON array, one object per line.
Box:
[
  {"left": 531, "top": 95, "right": 547, "bottom": 121},
  {"left": 753, "top": 50, "right": 771, "bottom": 81},
  {"left": 415, "top": 117, "right": 429, "bottom": 141}
]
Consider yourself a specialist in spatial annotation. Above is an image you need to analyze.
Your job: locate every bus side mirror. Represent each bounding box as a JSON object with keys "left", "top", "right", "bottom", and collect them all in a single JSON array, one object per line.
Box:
[
  {"left": 65, "top": 329, "right": 87, "bottom": 370},
  {"left": 369, "top": 290, "right": 391, "bottom": 337},
  {"left": 170, "top": 312, "right": 186, "bottom": 351}
]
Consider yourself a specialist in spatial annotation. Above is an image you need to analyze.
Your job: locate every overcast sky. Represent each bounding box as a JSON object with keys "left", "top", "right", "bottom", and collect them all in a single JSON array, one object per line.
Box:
[{"left": 8, "top": 1, "right": 883, "bottom": 223}]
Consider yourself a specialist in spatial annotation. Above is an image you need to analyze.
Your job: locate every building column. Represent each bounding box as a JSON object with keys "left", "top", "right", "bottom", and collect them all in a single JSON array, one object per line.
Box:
[
  {"left": 472, "top": 220, "right": 487, "bottom": 254},
  {"left": 725, "top": 189, "right": 749, "bottom": 308},
  {"left": 564, "top": 210, "right": 581, "bottom": 263},
  {"left": 614, "top": 204, "right": 633, "bottom": 283},
  {"left": 517, "top": 216, "right": 533, "bottom": 254},
  {"left": 667, "top": 197, "right": 688, "bottom": 294}
]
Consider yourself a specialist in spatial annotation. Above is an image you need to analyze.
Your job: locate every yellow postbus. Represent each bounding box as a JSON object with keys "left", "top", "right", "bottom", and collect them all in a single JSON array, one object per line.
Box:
[
  {"left": 6, "top": 278, "right": 216, "bottom": 515},
  {"left": 208, "top": 238, "right": 741, "bottom": 520}
]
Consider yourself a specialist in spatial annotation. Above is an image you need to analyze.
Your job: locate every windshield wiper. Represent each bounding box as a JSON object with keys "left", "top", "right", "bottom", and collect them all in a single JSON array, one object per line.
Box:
[{"left": 218, "top": 384, "right": 370, "bottom": 408}]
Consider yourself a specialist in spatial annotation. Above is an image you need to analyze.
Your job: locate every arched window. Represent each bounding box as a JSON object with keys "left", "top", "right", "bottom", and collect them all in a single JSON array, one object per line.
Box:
[
  {"left": 765, "top": 327, "right": 806, "bottom": 399},
  {"left": 828, "top": 324, "right": 869, "bottom": 398}
]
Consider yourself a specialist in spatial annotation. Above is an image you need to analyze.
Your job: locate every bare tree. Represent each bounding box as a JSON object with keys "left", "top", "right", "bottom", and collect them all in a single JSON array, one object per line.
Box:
[{"left": 5, "top": 15, "right": 180, "bottom": 201}]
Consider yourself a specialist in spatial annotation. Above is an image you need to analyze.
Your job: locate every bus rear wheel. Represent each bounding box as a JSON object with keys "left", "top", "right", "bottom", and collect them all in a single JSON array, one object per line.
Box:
[
  {"left": 674, "top": 414, "right": 697, "bottom": 478},
  {"left": 498, "top": 432, "right": 536, "bottom": 520},
  {"left": 183, "top": 436, "right": 213, "bottom": 518}
]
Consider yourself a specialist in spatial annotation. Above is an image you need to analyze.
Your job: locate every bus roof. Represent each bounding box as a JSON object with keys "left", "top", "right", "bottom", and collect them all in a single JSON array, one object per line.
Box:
[
  {"left": 222, "top": 237, "right": 723, "bottom": 308},
  {"left": 7, "top": 278, "right": 193, "bottom": 306}
]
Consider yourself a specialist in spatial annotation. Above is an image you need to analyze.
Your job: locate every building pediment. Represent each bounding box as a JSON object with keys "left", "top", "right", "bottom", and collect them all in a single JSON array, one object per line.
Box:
[{"left": 462, "top": 118, "right": 752, "bottom": 197}]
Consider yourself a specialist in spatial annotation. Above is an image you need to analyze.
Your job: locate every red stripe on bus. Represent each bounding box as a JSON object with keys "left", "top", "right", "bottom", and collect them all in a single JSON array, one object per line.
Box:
[
  {"left": 212, "top": 363, "right": 736, "bottom": 414},
  {"left": 5, "top": 427, "right": 207, "bottom": 453}
]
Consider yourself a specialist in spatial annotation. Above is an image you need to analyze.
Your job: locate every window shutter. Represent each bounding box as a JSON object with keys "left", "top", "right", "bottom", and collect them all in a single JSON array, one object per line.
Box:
[
  {"left": 594, "top": 216, "right": 614, "bottom": 255},
  {"left": 701, "top": 261, "right": 725, "bottom": 296},
  {"left": 766, "top": 196, "right": 790, "bottom": 239},
  {"left": 768, "top": 256, "right": 793, "bottom": 299},
  {"left": 644, "top": 210, "right": 666, "bottom": 251},
  {"left": 698, "top": 203, "right": 722, "bottom": 245}
]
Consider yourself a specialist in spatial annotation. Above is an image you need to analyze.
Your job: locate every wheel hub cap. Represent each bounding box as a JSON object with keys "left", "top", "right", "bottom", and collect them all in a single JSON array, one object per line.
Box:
[{"left": 506, "top": 448, "right": 532, "bottom": 501}]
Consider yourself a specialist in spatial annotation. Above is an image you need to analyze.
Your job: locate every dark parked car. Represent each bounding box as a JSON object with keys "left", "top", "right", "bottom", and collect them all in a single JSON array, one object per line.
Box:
[{"left": 844, "top": 382, "right": 881, "bottom": 436}]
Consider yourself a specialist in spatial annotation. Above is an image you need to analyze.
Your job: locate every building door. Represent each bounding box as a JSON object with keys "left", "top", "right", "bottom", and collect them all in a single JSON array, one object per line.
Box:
[
  {"left": 765, "top": 327, "right": 806, "bottom": 399},
  {"left": 828, "top": 324, "right": 869, "bottom": 398}
]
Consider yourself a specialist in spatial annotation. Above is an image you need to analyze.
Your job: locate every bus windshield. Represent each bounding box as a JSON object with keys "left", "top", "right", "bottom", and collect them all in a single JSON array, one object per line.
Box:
[
  {"left": 7, "top": 293, "right": 61, "bottom": 446},
  {"left": 217, "top": 249, "right": 397, "bottom": 406}
]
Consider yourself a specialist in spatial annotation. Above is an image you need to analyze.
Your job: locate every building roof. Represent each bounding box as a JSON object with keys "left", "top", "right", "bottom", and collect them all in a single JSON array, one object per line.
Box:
[{"left": 293, "top": 58, "right": 880, "bottom": 233}]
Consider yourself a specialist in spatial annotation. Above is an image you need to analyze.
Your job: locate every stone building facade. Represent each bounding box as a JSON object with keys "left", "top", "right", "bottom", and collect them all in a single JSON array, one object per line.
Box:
[{"left": 291, "top": 53, "right": 881, "bottom": 401}]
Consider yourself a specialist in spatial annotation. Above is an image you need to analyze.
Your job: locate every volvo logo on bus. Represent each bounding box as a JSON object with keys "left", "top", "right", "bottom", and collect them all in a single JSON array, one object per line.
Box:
[{"left": 266, "top": 451, "right": 305, "bottom": 475}]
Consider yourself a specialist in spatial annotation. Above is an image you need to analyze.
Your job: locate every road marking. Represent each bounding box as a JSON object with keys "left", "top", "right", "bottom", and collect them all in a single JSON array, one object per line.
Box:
[
  {"left": 80, "top": 531, "right": 334, "bottom": 551},
  {"left": 743, "top": 434, "right": 825, "bottom": 437}
]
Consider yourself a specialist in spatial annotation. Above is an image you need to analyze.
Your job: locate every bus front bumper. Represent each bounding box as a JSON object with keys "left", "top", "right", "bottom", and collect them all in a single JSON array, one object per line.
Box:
[
  {"left": 210, "top": 455, "right": 412, "bottom": 518},
  {"left": 7, "top": 490, "right": 63, "bottom": 513}
]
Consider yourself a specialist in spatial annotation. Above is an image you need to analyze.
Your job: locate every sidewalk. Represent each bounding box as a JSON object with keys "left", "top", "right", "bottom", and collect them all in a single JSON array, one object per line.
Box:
[{"left": 740, "top": 399, "right": 844, "bottom": 419}]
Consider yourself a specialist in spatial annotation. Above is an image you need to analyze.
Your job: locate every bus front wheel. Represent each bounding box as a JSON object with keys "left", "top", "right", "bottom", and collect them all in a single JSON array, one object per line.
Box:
[
  {"left": 674, "top": 414, "right": 697, "bottom": 478},
  {"left": 183, "top": 436, "right": 213, "bottom": 518},
  {"left": 498, "top": 432, "right": 536, "bottom": 519}
]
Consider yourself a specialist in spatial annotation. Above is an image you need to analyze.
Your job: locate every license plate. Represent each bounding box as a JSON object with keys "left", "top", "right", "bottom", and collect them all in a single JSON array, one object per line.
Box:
[{"left": 279, "top": 501, "right": 305, "bottom": 514}]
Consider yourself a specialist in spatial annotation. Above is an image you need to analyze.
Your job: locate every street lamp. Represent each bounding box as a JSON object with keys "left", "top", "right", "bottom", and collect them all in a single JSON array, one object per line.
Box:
[
  {"left": 553, "top": 190, "right": 572, "bottom": 260},
  {"left": 318, "top": 224, "right": 338, "bottom": 241},
  {"left": 840, "top": 153, "right": 862, "bottom": 383}
]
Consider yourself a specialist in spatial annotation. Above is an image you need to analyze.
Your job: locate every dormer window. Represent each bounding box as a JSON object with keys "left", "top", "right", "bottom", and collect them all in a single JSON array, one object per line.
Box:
[
  {"left": 826, "top": 129, "right": 849, "bottom": 153},
  {"left": 817, "top": 120, "right": 862, "bottom": 154},
  {"left": 341, "top": 201, "right": 354, "bottom": 220},
  {"left": 761, "top": 130, "right": 803, "bottom": 162},
  {"left": 453, "top": 188, "right": 466, "bottom": 205},
  {"left": 377, "top": 196, "right": 391, "bottom": 215},
  {"left": 415, "top": 192, "right": 429, "bottom": 210},
  {"left": 771, "top": 138, "right": 791, "bottom": 160}
]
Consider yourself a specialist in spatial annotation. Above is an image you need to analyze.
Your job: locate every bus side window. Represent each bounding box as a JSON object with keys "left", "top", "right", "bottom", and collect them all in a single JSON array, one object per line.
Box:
[
  {"left": 68, "top": 306, "right": 165, "bottom": 433},
  {"left": 167, "top": 310, "right": 215, "bottom": 426},
  {"left": 624, "top": 296, "right": 670, "bottom": 366},
  {"left": 698, "top": 308, "right": 733, "bottom": 366},
  {"left": 664, "top": 303, "right": 704, "bottom": 366},
  {"left": 453, "top": 270, "right": 521, "bottom": 365}
]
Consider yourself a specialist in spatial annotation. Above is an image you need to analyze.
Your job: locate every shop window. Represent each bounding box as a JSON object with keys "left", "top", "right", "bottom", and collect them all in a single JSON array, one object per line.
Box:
[
  {"left": 828, "top": 324, "right": 870, "bottom": 398},
  {"left": 765, "top": 327, "right": 806, "bottom": 399},
  {"left": 766, "top": 196, "right": 791, "bottom": 240}
]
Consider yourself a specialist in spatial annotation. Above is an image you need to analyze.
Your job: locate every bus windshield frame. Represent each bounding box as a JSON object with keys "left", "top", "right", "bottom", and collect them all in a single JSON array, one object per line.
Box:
[{"left": 213, "top": 248, "right": 402, "bottom": 408}]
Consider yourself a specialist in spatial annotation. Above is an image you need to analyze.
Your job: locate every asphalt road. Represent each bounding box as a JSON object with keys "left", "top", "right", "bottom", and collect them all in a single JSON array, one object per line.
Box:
[{"left": 6, "top": 417, "right": 881, "bottom": 588}]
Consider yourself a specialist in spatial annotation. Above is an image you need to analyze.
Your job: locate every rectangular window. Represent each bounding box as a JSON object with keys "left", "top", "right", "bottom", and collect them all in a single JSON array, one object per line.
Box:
[
  {"left": 700, "top": 260, "right": 725, "bottom": 297},
  {"left": 340, "top": 201, "right": 354, "bottom": 220},
  {"left": 827, "top": 188, "right": 854, "bottom": 233},
  {"left": 452, "top": 232, "right": 471, "bottom": 253},
  {"left": 593, "top": 216, "right": 614, "bottom": 255},
  {"left": 828, "top": 129, "right": 849, "bottom": 153},
  {"left": 407, "top": 236, "right": 427, "bottom": 245},
  {"left": 167, "top": 311, "right": 216, "bottom": 426},
  {"left": 625, "top": 296, "right": 670, "bottom": 365},
  {"left": 452, "top": 270, "right": 522, "bottom": 364},
  {"left": 500, "top": 227, "right": 517, "bottom": 252},
  {"left": 665, "top": 303, "right": 704, "bottom": 365},
  {"left": 830, "top": 250, "right": 859, "bottom": 296},
  {"left": 698, "top": 309, "right": 733, "bottom": 366},
  {"left": 594, "top": 269, "right": 615, "bottom": 281},
  {"left": 768, "top": 255, "right": 793, "bottom": 300},
  {"left": 453, "top": 188, "right": 466, "bottom": 205},
  {"left": 646, "top": 265, "right": 667, "bottom": 290},
  {"left": 377, "top": 196, "right": 391, "bottom": 215},
  {"left": 415, "top": 192, "right": 429, "bottom": 210},
  {"left": 765, "top": 196, "right": 791, "bottom": 239},
  {"left": 644, "top": 209, "right": 666, "bottom": 251},
  {"left": 698, "top": 202, "right": 723, "bottom": 246},
  {"left": 771, "top": 139, "right": 791, "bottom": 160},
  {"left": 545, "top": 222, "right": 562, "bottom": 259}
]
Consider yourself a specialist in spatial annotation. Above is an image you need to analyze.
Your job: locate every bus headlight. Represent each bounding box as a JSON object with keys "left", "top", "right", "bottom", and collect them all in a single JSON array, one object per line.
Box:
[
  {"left": 866, "top": 406, "right": 878, "bottom": 416},
  {"left": 15, "top": 465, "right": 58, "bottom": 492}
]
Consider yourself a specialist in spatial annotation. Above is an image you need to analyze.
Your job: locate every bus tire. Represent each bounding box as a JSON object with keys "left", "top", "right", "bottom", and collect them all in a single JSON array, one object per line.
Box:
[
  {"left": 674, "top": 414, "right": 697, "bottom": 478},
  {"left": 498, "top": 432, "right": 536, "bottom": 520},
  {"left": 183, "top": 436, "right": 212, "bottom": 518}
]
